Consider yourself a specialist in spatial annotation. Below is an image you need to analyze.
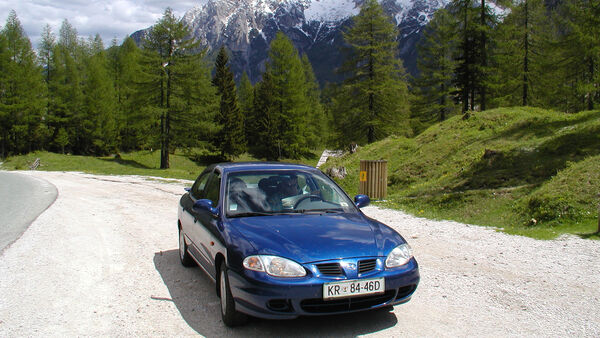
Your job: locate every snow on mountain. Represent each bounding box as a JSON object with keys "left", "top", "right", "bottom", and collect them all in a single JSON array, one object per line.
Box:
[
  {"left": 304, "top": 0, "right": 359, "bottom": 23},
  {"left": 132, "top": 0, "right": 449, "bottom": 83}
]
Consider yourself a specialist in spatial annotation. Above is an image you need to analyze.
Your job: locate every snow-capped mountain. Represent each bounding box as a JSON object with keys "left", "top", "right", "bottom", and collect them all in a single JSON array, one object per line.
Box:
[{"left": 132, "top": 0, "right": 449, "bottom": 84}]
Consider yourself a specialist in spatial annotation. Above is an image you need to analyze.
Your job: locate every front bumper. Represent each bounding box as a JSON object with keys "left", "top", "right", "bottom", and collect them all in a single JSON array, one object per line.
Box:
[{"left": 227, "top": 258, "right": 420, "bottom": 319}]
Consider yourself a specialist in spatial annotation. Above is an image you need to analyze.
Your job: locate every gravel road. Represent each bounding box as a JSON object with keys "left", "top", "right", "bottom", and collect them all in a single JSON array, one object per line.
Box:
[{"left": 0, "top": 171, "right": 598, "bottom": 337}]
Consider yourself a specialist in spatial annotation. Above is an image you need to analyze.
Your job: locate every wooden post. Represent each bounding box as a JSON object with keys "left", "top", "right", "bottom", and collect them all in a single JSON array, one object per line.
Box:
[{"left": 359, "top": 160, "right": 387, "bottom": 200}]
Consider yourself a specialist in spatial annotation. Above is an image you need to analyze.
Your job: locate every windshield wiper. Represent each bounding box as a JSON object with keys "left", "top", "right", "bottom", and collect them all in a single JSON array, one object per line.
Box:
[
  {"left": 296, "top": 208, "right": 345, "bottom": 214},
  {"left": 228, "top": 211, "right": 274, "bottom": 218}
]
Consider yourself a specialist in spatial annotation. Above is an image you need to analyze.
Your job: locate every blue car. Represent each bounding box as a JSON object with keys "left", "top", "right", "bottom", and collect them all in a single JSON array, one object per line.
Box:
[{"left": 178, "top": 162, "right": 419, "bottom": 326}]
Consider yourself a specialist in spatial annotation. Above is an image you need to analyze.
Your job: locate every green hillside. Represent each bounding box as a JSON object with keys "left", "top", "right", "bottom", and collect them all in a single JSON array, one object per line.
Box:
[
  {"left": 323, "top": 107, "right": 600, "bottom": 239},
  {"left": 0, "top": 150, "right": 322, "bottom": 181}
]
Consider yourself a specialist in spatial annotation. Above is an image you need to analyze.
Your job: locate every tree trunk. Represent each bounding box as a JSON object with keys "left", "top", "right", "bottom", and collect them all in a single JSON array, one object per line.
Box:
[
  {"left": 480, "top": 0, "right": 487, "bottom": 111},
  {"left": 0, "top": 131, "right": 5, "bottom": 159},
  {"left": 523, "top": 0, "right": 529, "bottom": 106},
  {"left": 440, "top": 84, "right": 447, "bottom": 121},
  {"left": 588, "top": 57, "right": 594, "bottom": 111}
]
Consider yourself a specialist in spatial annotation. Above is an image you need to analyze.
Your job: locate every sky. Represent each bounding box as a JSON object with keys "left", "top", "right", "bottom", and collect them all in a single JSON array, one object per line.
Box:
[{"left": 0, "top": 0, "right": 199, "bottom": 48}]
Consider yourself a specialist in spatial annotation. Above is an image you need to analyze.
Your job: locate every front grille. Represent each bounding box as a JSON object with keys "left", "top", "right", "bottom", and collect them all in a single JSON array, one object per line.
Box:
[
  {"left": 316, "top": 263, "right": 343, "bottom": 276},
  {"left": 358, "top": 259, "right": 377, "bottom": 274},
  {"left": 300, "top": 290, "right": 396, "bottom": 313}
]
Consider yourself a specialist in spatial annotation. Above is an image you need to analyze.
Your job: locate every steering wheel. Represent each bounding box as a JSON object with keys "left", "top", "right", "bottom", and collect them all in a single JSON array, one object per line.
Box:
[{"left": 293, "top": 194, "right": 325, "bottom": 209}]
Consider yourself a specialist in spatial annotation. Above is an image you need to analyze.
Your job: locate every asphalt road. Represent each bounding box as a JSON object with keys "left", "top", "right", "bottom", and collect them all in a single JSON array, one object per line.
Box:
[{"left": 0, "top": 171, "right": 57, "bottom": 252}]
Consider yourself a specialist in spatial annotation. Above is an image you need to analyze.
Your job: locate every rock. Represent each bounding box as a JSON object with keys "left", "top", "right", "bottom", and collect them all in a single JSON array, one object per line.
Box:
[{"left": 326, "top": 166, "right": 347, "bottom": 179}]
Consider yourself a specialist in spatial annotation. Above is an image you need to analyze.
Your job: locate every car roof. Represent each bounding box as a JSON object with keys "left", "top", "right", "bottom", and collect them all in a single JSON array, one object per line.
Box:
[{"left": 213, "top": 161, "right": 318, "bottom": 174}]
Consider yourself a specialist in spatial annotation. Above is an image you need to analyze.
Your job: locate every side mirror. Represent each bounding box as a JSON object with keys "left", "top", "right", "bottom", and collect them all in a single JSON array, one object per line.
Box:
[
  {"left": 193, "top": 199, "right": 220, "bottom": 218},
  {"left": 354, "top": 194, "right": 370, "bottom": 208},
  {"left": 184, "top": 187, "right": 191, "bottom": 192}
]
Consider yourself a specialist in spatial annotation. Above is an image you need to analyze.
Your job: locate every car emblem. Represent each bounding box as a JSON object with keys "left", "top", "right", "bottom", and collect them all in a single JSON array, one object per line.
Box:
[{"left": 344, "top": 262, "right": 356, "bottom": 270}]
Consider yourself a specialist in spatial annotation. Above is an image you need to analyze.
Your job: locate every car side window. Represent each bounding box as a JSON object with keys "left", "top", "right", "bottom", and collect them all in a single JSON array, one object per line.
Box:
[
  {"left": 191, "top": 172, "right": 211, "bottom": 200},
  {"left": 204, "top": 171, "right": 221, "bottom": 204}
]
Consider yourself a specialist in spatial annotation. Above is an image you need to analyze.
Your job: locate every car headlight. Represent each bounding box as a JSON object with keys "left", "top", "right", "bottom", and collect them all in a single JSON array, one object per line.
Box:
[
  {"left": 385, "top": 244, "right": 413, "bottom": 268},
  {"left": 243, "top": 255, "right": 306, "bottom": 277}
]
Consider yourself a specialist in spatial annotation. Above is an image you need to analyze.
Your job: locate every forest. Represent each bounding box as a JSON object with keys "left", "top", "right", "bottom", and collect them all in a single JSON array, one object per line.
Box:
[{"left": 0, "top": 0, "right": 598, "bottom": 167}]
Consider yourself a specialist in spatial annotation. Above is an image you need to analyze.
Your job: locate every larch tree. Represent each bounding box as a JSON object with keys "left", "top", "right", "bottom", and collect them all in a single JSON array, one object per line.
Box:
[
  {"left": 212, "top": 46, "right": 246, "bottom": 159},
  {"left": 139, "top": 8, "right": 205, "bottom": 169},
  {"left": 335, "top": 0, "right": 411, "bottom": 145},
  {"left": 264, "top": 32, "right": 310, "bottom": 159},
  {"left": 0, "top": 11, "right": 46, "bottom": 156},
  {"left": 83, "top": 35, "right": 118, "bottom": 155},
  {"left": 413, "top": 8, "right": 460, "bottom": 123}
]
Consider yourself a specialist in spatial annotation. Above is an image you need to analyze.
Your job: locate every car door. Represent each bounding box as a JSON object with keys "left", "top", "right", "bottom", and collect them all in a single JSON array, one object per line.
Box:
[
  {"left": 180, "top": 171, "right": 208, "bottom": 257},
  {"left": 186, "top": 170, "right": 223, "bottom": 279}
]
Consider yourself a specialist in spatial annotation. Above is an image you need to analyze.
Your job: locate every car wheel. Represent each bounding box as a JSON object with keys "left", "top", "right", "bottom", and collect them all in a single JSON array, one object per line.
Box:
[
  {"left": 178, "top": 228, "right": 195, "bottom": 267},
  {"left": 219, "top": 261, "right": 248, "bottom": 327}
]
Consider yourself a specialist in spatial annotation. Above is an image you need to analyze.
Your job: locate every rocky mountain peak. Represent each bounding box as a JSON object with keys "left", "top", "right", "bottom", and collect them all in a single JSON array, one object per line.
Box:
[{"left": 132, "top": 0, "right": 449, "bottom": 84}]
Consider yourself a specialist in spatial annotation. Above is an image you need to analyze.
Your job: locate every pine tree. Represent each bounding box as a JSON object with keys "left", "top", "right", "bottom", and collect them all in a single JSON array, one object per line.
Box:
[
  {"left": 83, "top": 35, "right": 118, "bottom": 155},
  {"left": 38, "top": 24, "right": 55, "bottom": 84},
  {"left": 0, "top": 11, "right": 46, "bottom": 156},
  {"left": 265, "top": 32, "right": 309, "bottom": 159},
  {"left": 453, "top": 0, "right": 481, "bottom": 112},
  {"left": 169, "top": 48, "right": 218, "bottom": 152},
  {"left": 301, "top": 54, "right": 325, "bottom": 149},
  {"left": 250, "top": 71, "right": 280, "bottom": 160},
  {"left": 47, "top": 19, "right": 85, "bottom": 154},
  {"left": 558, "top": 0, "right": 599, "bottom": 111},
  {"left": 114, "top": 37, "right": 145, "bottom": 151},
  {"left": 334, "top": 0, "right": 411, "bottom": 145},
  {"left": 140, "top": 8, "right": 202, "bottom": 169},
  {"left": 212, "top": 46, "right": 246, "bottom": 159},
  {"left": 413, "top": 8, "right": 460, "bottom": 124},
  {"left": 490, "top": 0, "right": 547, "bottom": 107},
  {"left": 238, "top": 72, "right": 254, "bottom": 116}
]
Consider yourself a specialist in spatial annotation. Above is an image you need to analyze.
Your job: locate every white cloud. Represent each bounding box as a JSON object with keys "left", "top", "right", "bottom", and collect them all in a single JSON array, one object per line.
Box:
[{"left": 0, "top": 0, "right": 197, "bottom": 48}]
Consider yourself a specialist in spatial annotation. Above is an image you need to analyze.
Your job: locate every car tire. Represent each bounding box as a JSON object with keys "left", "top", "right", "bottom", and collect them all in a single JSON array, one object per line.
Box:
[
  {"left": 219, "top": 261, "right": 248, "bottom": 327},
  {"left": 178, "top": 228, "right": 195, "bottom": 267}
]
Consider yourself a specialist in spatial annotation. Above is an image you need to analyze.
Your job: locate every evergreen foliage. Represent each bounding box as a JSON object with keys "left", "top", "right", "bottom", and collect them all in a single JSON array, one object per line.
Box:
[
  {"left": 453, "top": 0, "right": 482, "bottom": 112},
  {"left": 0, "top": 11, "right": 46, "bottom": 157},
  {"left": 331, "top": 0, "right": 411, "bottom": 145},
  {"left": 301, "top": 54, "right": 326, "bottom": 149},
  {"left": 249, "top": 32, "right": 315, "bottom": 160},
  {"left": 249, "top": 71, "right": 280, "bottom": 160},
  {"left": 490, "top": 0, "right": 547, "bottom": 107},
  {"left": 212, "top": 46, "right": 246, "bottom": 159},
  {"left": 110, "top": 37, "right": 145, "bottom": 151},
  {"left": 237, "top": 71, "right": 254, "bottom": 118},
  {"left": 413, "top": 8, "right": 460, "bottom": 125},
  {"left": 138, "top": 8, "right": 217, "bottom": 168},
  {"left": 2, "top": 2, "right": 599, "bottom": 164},
  {"left": 83, "top": 36, "right": 117, "bottom": 154},
  {"left": 555, "top": 0, "right": 599, "bottom": 112}
]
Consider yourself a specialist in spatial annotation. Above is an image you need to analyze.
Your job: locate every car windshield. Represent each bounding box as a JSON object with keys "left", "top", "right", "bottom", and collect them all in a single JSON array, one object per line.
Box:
[{"left": 225, "top": 170, "right": 357, "bottom": 217}]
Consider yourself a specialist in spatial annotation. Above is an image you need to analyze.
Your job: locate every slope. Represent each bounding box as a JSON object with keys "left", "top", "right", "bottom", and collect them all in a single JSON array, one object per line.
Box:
[{"left": 323, "top": 107, "right": 600, "bottom": 239}]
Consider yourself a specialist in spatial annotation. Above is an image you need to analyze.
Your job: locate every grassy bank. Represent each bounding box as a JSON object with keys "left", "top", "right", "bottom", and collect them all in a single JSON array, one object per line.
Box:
[
  {"left": 0, "top": 150, "right": 203, "bottom": 180},
  {"left": 0, "top": 149, "right": 323, "bottom": 181},
  {"left": 323, "top": 107, "right": 600, "bottom": 240}
]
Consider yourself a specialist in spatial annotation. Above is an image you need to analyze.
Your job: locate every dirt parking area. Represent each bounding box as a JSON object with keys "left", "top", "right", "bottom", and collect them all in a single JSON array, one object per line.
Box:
[{"left": 0, "top": 171, "right": 598, "bottom": 337}]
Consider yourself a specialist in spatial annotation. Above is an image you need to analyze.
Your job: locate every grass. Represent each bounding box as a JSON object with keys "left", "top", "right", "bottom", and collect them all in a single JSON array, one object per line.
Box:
[
  {"left": 0, "top": 148, "right": 324, "bottom": 181},
  {"left": 323, "top": 107, "right": 600, "bottom": 240},
  {"left": 0, "top": 150, "right": 203, "bottom": 180}
]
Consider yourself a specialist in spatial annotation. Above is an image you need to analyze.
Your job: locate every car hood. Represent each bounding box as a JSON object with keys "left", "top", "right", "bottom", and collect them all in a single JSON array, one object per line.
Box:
[{"left": 228, "top": 212, "right": 401, "bottom": 264}]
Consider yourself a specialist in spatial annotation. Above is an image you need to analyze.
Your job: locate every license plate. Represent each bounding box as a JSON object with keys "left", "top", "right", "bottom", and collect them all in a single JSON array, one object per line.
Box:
[{"left": 323, "top": 277, "right": 385, "bottom": 300}]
